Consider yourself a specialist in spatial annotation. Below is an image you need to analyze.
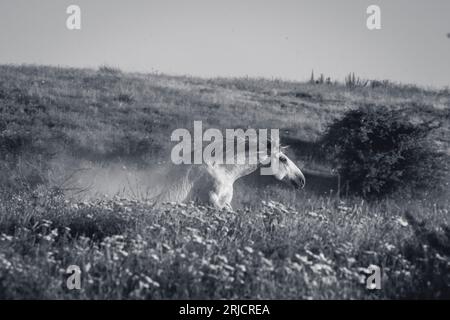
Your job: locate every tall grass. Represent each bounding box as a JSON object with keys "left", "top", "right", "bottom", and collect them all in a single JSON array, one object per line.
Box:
[
  {"left": 0, "top": 64, "right": 449, "bottom": 299},
  {"left": 0, "top": 187, "right": 449, "bottom": 299}
]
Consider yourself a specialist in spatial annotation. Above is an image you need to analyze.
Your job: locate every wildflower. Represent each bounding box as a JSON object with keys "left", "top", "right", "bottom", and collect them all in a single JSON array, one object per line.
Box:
[
  {"left": 291, "top": 262, "right": 303, "bottom": 272},
  {"left": 0, "top": 234, "right": 13, "bottom": 242},
  {"left": 340, "top": 266, "right": 354, "bottom": 278},
  {"left": 150, "top": 254, "right": 160, "bottom": 262},
  {"left": 143, "top": 275, "right": 160, "bottom": 288},
  {"left": 294, "top": 254, "right": 312, "bottom": 265},
  {"left": 192, "top": 234, "right": 204, "bottom": 244},
  {"left": 208, "top": 264, "right": 220, "bottom": 271},
  {"left": 396, "top": 217, "right": 408, "bottom": 227},
  {"left": 261, "top": 257, "right": 273, "bottom": 268},
  {"left": 186, "top": 227, "right": 199, "bottom": 234},
  {"left": 436, "top": 253, "right": 449, "bottom": 263},
  {"left": 0, "top": 254, "right": 12, "bottom": 270},
  {"left": 42, "top": 234, "right": 54, "bottom": 242},
  {"left": 244, "top": 246, "right": 254, "bottom": 254},
  {"left": 217, "top": 255, "right": 229, "bottom": 264},
  {"left": 305, "top": 250, "right": 333, "bottom": 265},
  {"left": 357, "top": 274, "right": 366, "bottom": 284},
  {"left": 42, "top": 219, "right": 53, "bottom": 227},
  {"left": 322, "top": 276, "right": 337, "bottom": 286},
  {"left": 223, "top": 264, "right": 235, "bottom": 272},
  {"left": 311, "top": 263, "right": 334, "bottom": 274},
  {"left": 139, "top": 281, "right": 150, "bottom": 290},
  {"left": 236, "top": 264, "right": 247, "bottom": 273}
]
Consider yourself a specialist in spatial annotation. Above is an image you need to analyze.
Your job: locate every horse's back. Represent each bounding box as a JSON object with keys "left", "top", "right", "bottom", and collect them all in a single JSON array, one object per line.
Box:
[{"left": 154, "top": 164, "right": 215, "bottom": 205}]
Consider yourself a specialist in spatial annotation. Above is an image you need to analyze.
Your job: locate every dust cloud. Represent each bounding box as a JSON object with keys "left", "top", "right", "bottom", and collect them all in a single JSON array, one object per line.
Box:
[{"left": 47, "top": 154, "right": 171, "bottom": 201}]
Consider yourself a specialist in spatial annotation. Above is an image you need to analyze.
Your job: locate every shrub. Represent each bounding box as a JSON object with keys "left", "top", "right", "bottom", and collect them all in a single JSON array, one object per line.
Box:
[
  {"left": 321, "top": 105, "right": 447, "bottom": 198},
  {"left": 345, "top": 72, "right": 369, "bottom": 88},
  {"left": 97, "top": 65, "right": 122, "bottom": 75},
  {"left": 115, "top": 93, "right": 134, "bottom": 104}
]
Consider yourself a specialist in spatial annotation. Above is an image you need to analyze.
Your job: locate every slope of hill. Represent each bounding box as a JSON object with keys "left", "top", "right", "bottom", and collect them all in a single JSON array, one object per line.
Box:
[
  {"left": 1, "top": 64, "right": 450, "bottom": 299},
  {"left": 1, "top": 64, "right": 449, "bottom": 196},
  {"left": 1, "top": 64, "right": 449, "bottom": 160}
]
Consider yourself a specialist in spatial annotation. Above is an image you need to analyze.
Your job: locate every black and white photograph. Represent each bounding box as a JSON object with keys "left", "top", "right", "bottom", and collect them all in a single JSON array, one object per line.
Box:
[{"left": 0, "top": 0, "right": 449, "bottom": 305}]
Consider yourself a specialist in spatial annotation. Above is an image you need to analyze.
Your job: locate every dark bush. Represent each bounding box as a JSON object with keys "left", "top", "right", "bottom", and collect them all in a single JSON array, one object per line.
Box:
[
  {"left": 321, "top": 105, "right": 447, "bottom": 198},
  {"left": 115, "top": 93, "right": 135, "bottom": 104}
]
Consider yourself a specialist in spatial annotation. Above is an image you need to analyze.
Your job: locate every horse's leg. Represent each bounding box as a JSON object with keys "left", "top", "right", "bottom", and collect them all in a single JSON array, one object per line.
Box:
[
  {"left": 208, "top": 185, "right": 233, "bottom": 210},
  {"left": 212, "top": 184, "right": 233, "bottom": 211},
  {"left": 209, "top": 193, "right": 233, "bottom": 211},
  {"left": 222, "top": 185, "right": 234, "bottom": 211},
  {"left": 209, "top": 192, "right": 223, "bottom": 209}
]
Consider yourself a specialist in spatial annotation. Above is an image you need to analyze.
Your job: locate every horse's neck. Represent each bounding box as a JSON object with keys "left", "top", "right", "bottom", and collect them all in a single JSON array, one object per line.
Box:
[
  {"left": 226, "top": 163, "right": 259, "bottom": 181},
  {"left": 218, "top": 150, "right": 268, "bottom": 182}
]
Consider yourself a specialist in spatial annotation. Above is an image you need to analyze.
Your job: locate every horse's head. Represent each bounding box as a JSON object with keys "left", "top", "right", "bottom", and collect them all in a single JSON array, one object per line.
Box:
[
  {"left": 267, "top": 147, "right": 306, "bottom": 189},
  {"left": 230, "top": 135, "right": 305, "bottom": 189}
]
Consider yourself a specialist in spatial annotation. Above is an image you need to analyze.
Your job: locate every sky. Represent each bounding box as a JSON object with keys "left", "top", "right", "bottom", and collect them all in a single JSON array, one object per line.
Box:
[{"left": 0, "top": 0, "right": 449, "bottom": 88}]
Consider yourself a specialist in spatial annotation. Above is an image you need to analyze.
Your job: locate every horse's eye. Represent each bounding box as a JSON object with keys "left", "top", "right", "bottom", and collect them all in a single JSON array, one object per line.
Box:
[{"left": 279, "top": 156, "right": 287, "bottom": 163}]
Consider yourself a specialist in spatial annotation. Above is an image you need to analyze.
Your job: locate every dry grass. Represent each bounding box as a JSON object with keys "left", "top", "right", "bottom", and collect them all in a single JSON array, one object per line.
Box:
[{"left": 0, "top": 64, "right": 449, "bottom": 299}]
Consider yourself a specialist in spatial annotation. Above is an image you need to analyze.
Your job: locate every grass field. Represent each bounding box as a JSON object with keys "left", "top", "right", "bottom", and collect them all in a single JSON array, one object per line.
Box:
[{"left": 0, "top": 64, "right": 449, "bottom": 299}]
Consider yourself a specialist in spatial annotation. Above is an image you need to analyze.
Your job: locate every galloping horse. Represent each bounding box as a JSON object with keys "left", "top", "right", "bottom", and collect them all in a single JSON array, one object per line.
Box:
[{"left": 153, "top": 138, "right": 305, "bottom": 210}]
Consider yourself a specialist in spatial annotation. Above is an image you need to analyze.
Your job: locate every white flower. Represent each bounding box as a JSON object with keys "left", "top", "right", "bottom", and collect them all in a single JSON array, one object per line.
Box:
[
  {"left": 244, "top": 246, "right": 254, "bottom": 254},
  {"left": 396, "top": 217, "right": 408, "bottom": 227}
]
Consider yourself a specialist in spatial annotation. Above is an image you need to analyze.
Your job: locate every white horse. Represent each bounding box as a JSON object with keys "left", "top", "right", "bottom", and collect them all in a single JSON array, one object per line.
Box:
[{"left": 153, "top": 139, "right": 305, "bottom": 210}]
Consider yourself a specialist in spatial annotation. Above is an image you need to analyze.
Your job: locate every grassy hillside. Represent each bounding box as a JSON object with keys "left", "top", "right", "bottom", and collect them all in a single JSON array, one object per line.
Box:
[
  {"left": 0, "top": 64, "right": 449, "bottom": 299},
  {"left": 1, "top": 64, "right": 449, "bottom": 164}
]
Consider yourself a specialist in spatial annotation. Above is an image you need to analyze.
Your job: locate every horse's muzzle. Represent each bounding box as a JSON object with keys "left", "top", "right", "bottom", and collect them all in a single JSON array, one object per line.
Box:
[{"left": 291, "top": 173, "right": 305, "bottom": 190}]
